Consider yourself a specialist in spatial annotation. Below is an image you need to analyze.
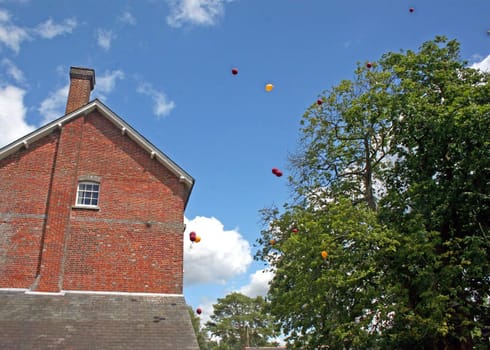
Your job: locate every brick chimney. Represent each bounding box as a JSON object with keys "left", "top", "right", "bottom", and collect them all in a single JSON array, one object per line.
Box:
[{"left": 65, "top": 67, "right": 95, "bottom": 114}]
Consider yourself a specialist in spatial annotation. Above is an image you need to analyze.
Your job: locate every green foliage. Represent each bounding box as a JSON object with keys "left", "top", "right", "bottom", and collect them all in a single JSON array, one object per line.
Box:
[
  {"left": 291, "top": 60, "right": 394, "bottom": 211},
  {"left": 261, "top": 199, "right": 401, "bottom": 349},
  {"left": 204, "top": 292, "right": 278, "bottom": 350},
  {"left": 257, "top": 37, "right": 490, "bottom": 350},
  {"left": 378, "top": 37, "right": 490, "bottom": 349}
]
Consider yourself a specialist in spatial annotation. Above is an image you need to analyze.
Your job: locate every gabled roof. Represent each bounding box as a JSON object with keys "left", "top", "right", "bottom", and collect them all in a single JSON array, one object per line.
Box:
[
  {"left": 0, "top": 290, "right": 199, "bottom": 349},
  {"left": 0, "top": 99, "right": 194, "bottom": 204}
]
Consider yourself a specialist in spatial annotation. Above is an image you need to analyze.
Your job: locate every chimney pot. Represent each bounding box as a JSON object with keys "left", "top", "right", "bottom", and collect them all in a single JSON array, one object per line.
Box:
[{"left": 65, "top": 67, "right": 95, "bottom": 114}]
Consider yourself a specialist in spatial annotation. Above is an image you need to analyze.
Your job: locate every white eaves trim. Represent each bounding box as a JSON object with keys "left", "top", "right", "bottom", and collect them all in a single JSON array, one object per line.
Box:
[{"left": 0, "top": 99, "right": 194, "bottom": 191}]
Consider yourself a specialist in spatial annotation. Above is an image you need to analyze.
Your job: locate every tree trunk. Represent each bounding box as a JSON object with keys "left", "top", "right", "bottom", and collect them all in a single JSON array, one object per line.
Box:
[{"left": 364, "top": 135, "right": 377, "bottom": 211}]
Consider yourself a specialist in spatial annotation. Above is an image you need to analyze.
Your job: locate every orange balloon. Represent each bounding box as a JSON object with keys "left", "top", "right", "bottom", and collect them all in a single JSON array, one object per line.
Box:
[
  {"left": 265, "top": 83, "right": 274, "bottom": 92},
  {"left": 269, "top": 239, "right": 276, "bottom": 246},
  {"left": 321, "top": 250, "right": 328, "bottom": 259},
  {"left": 195, "top": 235, "right": 201, "bottom": 243}
]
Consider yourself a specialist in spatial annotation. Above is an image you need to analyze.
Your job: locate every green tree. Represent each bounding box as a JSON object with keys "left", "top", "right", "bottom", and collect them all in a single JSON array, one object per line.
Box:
[
  {"left": 204, "top": 292, "right": 278, "bottom": 349},
  {"left": 258, "top": 200, "right": 400, "bottom": 349},
  {"left": 378, "top": 37, "right": 490, "bottom": 349},
  {"left": 290, "top": 60, "right": 395, "bottom": 211},
  {"left": 256, "top": 37, "right": 489, "bottom": 349}
]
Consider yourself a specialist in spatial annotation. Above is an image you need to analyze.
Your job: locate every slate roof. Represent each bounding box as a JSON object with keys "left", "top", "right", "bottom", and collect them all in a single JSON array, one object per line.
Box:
[{"left": 0, "top": 290, "right": 199, "bottom": 350}]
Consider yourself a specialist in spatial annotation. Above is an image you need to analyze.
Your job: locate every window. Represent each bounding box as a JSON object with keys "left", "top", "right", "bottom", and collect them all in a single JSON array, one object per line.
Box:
[{"left": 76, "top": 181, "right": 100, "bottom": 207}]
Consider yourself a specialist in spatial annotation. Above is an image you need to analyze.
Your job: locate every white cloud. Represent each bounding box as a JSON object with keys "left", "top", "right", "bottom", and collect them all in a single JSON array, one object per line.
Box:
[
  {"left": 136, "top": 82, "right": 175, "bottom": 118},
  {"left": 34, "top": 17, "right": 77, "bottom": 39},
  {"left": 0, "top": 9, "right": 78, "bottom": 53},
  {"left": 119, "top": 10, "right": 136, "bottom": 26},
  {"left": 96, "top": 29, "right": 114, "bottom": 51},
  {"left": 470, "top": 53, "right": 490, "bottom": 73},
  {"left": 0, "top": 9, "right": 30, "bottom": 53},
  {"left": 0, "top": 8, "right": 9, "bottom": 22},
  {"left": 1, "top": 58, "right": 24, "bottom": 83},
  {"left": 184, "top": 216, "right": 253, "bottom": 285},
  {"left": 95, "top": 70, "right": 124, "bottom": 99},
  {"left": 0, "top": 84, "right": 35, "bottom": 147},
  {"left": 166, "top": 0, "right": 231, "bottom": 27},
  {"left": 38, "top": 83, "right": 69, "bottom": 125},
  {"left": 238, "top": 268, "right": 274, "bottom": 297}
]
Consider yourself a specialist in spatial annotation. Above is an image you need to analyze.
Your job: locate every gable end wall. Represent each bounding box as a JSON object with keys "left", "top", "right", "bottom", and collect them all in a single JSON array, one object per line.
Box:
[{"left": 0, "top": 111, "right": 186, "bottom": 294}]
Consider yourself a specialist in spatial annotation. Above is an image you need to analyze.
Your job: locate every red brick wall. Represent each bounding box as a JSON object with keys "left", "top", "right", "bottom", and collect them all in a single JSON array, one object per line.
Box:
[
  {"left": 63, "top": 112, "right": 186, "bottom": 294},
  {"left": 0, "top": 111, "right": 187, "bottom": 294},
  {"left": 0, "top": 133, "right": 58, "bottom": 288}
]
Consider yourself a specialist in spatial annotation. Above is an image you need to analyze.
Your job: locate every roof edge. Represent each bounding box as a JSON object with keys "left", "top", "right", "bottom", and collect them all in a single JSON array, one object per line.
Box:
[
  {"left": 0, "top": 288, "right": 184, "bottom": 298},
  {"left": 0, "top": 99, "right": 194, "bottom": 205},
  {"left": 64, "top": 289, "right": 184, "bottom": 298},
  {"left": 92, "top": 100, "right": 194, "bottom": 188},
  {"left": 0, "top": 288, "right": 185, "bottom": 298}
]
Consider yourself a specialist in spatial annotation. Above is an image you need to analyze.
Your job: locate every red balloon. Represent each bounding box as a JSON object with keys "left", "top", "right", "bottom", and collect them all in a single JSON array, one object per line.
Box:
[
  {"left": 196, "top": 308, "right": 202, "bottom": 315},
  {"left": 409, "top": 7, "right": 414, "bottom": 13},
  {"left": 272, "top": 168, "right": 283, "bottom": 177},
  {"left": 366, "top": 62, "right": 372, "bottom": 68},
  {"left": 189, "top": 232, "right": 197, "bottom": 242},
  {"left": 231, "top": 68, "right": 238, "bottom": 75},
  {"left": 317, "top": 99, "right": 323, "bottom": 105},
  {"left": 292, "top": 228, "right": 299, "bottom": 233}
]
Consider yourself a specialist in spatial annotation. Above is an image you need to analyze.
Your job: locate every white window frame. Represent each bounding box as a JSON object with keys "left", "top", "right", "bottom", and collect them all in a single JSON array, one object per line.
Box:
[{"left": 75, "top": 181, "right": 100, "bottom": 208}]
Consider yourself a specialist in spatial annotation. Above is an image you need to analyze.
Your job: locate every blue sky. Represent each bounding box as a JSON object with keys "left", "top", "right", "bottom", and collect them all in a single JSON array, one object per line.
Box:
[{"left": 0, "top": 0, "right": 489, "bottom": 323}]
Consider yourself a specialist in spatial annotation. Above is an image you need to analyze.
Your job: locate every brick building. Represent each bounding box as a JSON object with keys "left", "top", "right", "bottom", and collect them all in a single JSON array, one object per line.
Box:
[{"left": 0, "top": 67, "right": 199, "bottom": 349}]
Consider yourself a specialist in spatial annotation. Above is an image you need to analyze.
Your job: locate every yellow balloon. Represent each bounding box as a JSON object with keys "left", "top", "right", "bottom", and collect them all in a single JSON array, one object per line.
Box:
[
  {"left": 195, "top": 236, "right": 201, "bottom": 243},
  {"left": 265, "top": 83, "right": 274, "bottom": 92}
]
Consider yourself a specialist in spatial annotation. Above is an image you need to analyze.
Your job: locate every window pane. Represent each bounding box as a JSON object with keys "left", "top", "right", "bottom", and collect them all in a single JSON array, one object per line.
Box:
[{"left": 77, "top": 181, "right": 100, "bottom": 207}]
